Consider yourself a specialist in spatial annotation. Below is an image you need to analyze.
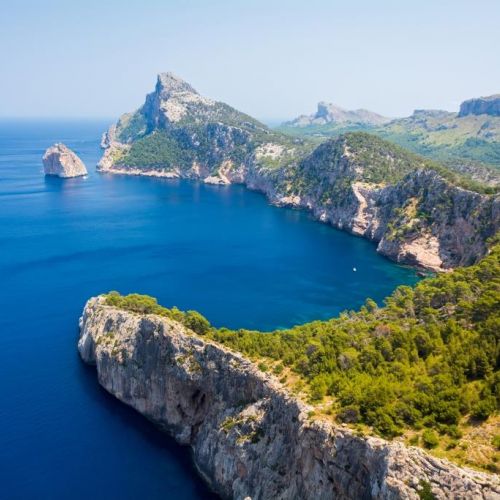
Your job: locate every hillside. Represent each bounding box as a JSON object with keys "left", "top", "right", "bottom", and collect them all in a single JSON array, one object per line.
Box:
[
  {"left": 279, "top": 96, "right": 500, "bottom": 181},
  {"left": 100, "top": 72, "right": 311, "bottom": 179},
  {"left": 98, "top": 74, "right": 499, "bottom": 271},
  {"left": 378, "top": 108, "right": 500, "bottom": 169}
]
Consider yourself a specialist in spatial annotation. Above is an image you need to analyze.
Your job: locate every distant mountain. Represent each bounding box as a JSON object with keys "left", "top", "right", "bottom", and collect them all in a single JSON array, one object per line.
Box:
[
  {"left": 283, "top": 101, "right": 391, "bottom": 128},
  {"left": 279, "top": 95, "right": 500, "bottom": 179},
  {"left": 458, "top": 94, "right": 500, "bottom": 117},
  {"left": 377, "top": 100, "right": 500, "bottom": 176}
]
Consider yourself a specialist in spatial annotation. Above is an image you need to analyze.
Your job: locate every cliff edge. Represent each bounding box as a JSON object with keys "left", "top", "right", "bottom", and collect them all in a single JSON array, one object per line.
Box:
[{"left": 78, "top": 296, "right": 500, "bottom": 500}]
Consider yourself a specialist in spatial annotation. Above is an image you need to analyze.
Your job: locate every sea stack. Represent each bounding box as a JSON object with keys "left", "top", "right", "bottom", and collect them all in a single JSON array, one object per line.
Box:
[{"left": 42, "top": 143, "right": 87, "bottom": 178}]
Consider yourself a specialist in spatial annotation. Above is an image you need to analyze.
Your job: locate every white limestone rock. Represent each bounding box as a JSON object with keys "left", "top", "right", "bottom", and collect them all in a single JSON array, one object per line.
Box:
[{"left": 42, "top": 143, "right": 87, "bottom": 178}]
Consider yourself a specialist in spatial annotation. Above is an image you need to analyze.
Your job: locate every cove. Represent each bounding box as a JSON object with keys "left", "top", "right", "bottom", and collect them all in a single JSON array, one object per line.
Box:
[{"left": 0, "top": 120, "right": 419, "bottom": 499}]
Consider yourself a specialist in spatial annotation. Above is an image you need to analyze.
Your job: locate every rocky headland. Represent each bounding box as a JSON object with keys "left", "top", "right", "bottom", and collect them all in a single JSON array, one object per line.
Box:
[
  {"left": 42, "top": 143, "right": 87, "bottom": 178},
  {"left": 97, "top": 73, "right": 499, "bottom": 272},
  {"left": 79, "top": 296, "right": 500, "bottom": 500}
]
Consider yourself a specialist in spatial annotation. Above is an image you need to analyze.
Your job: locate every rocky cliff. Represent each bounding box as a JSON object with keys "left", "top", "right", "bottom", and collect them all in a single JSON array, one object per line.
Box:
[
  {"left": 79, "top": 296, "right": 500, "bottom": 500},
  {"left": 43, "top": 143, "right": 87, "bottom": 178},
  {"left": 459, "top": 95, "right": 500, "bottom": 118},
  {"left": 97, "top": 74, "right": 499, "bottom": 271}
]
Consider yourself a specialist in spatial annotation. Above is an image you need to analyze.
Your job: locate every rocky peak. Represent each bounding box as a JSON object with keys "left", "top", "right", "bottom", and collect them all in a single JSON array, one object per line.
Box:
[
  {"left": 285, "top": 102, "right": 390, "bottom": 127},
  {"left": 42, "top": 143, "right": 87, "bottom": 178},
  {"left": 155, "top": 72, "right": 198, "bottom": 98},
  {"left": 140, "top": 72, "right": 214, "bottom": 130},
  {"left": 458, "top": 94, "right": 500, "bottom": 117}
]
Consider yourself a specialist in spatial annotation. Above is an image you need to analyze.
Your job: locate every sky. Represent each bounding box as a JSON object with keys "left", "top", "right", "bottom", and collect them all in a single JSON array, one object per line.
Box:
[{"left": 1, "top": 0, "right": 499, "bottom": 122}]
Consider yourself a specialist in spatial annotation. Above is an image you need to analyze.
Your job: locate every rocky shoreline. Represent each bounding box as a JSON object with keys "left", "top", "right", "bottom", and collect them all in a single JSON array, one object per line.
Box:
[
  {"left": 94, "top": 73, "right": 499, "bottom": 273},
  {"left": 98, "top": 136, "right": 499, "bottom": 273},
  {"left": 79, "top": 296, "right": 500, "bottom": 500}
]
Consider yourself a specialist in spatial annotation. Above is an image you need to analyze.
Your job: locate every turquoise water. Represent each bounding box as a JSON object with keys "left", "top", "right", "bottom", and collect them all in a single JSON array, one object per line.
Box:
[{"left": 0, "top": 120, "right": 419, "bottom": 498}]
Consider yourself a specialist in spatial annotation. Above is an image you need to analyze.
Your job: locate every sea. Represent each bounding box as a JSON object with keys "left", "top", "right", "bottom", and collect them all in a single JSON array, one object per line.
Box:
[{"left": 0, "top": 119, "right": 419, "bottom": 499}]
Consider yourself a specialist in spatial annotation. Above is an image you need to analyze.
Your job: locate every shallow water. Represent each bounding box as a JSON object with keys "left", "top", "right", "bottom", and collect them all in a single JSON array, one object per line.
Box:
[{"left": 0, "top": 120, "right": 419, "bottom": 498}]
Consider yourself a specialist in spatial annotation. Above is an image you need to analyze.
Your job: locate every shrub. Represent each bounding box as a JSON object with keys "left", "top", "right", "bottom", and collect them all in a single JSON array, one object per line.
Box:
[
  {"left": 472, "top": 396, "right": 497, "bottom": 421},
  {"left": 422, "top": 430, "right": 439, "bottom": 449},
  {"left": 183, "top": 310, "right": 211, "bottom": 335}
]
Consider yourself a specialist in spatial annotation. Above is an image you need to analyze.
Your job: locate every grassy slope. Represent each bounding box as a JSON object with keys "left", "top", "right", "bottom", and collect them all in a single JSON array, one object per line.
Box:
[
  {"left": 278, "top": 114, "right": 500, "bottom": 174},
  {"left": 104, "top": 240, "right": 500, "bottom": 472}
]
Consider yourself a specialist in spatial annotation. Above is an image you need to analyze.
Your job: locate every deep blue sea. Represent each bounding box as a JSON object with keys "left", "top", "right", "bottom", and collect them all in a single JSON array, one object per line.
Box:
[{"left": 0, "top": 120, "right": 419, "bottom": 499}]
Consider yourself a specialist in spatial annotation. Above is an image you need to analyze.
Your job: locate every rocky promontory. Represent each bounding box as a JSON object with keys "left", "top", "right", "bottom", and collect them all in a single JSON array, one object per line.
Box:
[
  {"left": 458, "top": 95, "right": 500, "bottom": 118},
  {"left": 43, "top": 143, "right": 87, "bottom": 178},
  {"left": 79, "top": 296, "right": 500, "bottom": 500}
]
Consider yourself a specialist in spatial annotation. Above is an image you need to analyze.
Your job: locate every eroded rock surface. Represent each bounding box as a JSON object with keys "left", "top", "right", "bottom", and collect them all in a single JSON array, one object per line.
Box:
[
  {"left": 43, "top": 143, "right": 87, "bottom": 178},
  {"left": 79, "top": 297, "right": 500, "bottom": 500},
  {"left": 459, "top": 95, "right": 500, "bottom": 118}
]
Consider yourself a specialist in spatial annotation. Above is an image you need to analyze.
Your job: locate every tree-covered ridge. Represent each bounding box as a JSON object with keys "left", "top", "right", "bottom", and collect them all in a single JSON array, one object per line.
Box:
[
  {"left": 103, "top": 241, "right": 500, "bottom": 471},
  {"left": 287, "top": 133, "right": 497, "bottom": 212}
]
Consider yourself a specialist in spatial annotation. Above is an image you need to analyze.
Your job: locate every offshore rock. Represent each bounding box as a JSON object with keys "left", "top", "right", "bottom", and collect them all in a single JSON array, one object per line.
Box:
[{"left": 42, "top": 143, "right": 87, "bottom": 178}]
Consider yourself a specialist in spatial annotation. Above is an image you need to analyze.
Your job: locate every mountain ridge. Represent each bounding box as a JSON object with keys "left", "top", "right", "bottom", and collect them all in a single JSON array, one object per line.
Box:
[
  {"left": 279, "top": 95, "right": 500, "bottom": 174},
  {"left": 98, "top": 73, "right": 499, "bottom": 272},
  {"left": 283, "top": 101, "right": 391, "bottom": 128}
]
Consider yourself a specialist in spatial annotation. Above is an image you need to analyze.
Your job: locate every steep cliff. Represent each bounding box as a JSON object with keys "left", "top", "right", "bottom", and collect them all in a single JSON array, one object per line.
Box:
[
  {"left": 79, "top": 296, "right": 500, "bottom": 500},
  {"left": 98, "top": 73, "right": 499, "bottom": 271},
  {"left": 459, "top": 95, "right": 500, "bottom": 118},
  {"left": 43, "top": 143, "right": 87, "bottom": 178}
]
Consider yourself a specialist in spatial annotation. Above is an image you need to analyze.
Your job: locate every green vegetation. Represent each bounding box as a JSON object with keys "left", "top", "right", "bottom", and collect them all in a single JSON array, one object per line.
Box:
[
  {"left": 119, "top": 131, "right": 195, "bottom": 169},
  {"left": 277, "top": 112, "right": 500, "bottom": 172},
  {"left": 277, "top": 122, "right": 374, "bottom": 138},
  {"left": 293, "top": 132, "right": 496, "bottom": 196},
  {"left": 104, "top": 242, "right": 500, "bottom": 449},
  {"left": 208, "top": 244, "right": 499, "bottom": 440},
  {"left": 422, "top": 429, "right": 439, "bottom": 449},
  {"left": 417, "top": 480, "right": 437, "bottom": 500},
  {"left": 104, "top": 292, "right": 211, "bottom": 335}
]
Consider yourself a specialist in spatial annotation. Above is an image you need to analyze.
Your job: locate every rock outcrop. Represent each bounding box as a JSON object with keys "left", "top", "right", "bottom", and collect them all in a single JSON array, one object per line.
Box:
[
  {"left": 459, "top": 95, "right": 500, "bottom": 118},
  {"left": 42, "top": 143, "right": 87, "bottom": 178},
  {"left": 79, "top": 296, "right": 500, "bottom": 500},
  {"left": 97, "top": 74, "right": 499, "bottom": 272},
  {"left": 284, "top": 101, "right": 391, "bottom": 128}
]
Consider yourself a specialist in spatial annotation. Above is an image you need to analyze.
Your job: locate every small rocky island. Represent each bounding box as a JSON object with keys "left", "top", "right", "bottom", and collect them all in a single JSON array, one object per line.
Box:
[{"left": 42, "top": 143, "right": 87, "bottom": 178}]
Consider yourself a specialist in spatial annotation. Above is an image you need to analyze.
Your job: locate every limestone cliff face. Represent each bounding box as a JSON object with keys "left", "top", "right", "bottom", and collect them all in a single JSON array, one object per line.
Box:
[
  {"left": 97, "top": 74, "right": 499, "bottom": 272},
  {"left": 43, "top": 143, "right": 87, "bottom": 178},
  {"left": 79, "top": 297, "right": 500, "bottom": 500},
  {"left": 278, "top": 143, "right": 499, "bottom": 270},
  {"left": 458, "top": 95, "right": 500, "bottom": 118}
]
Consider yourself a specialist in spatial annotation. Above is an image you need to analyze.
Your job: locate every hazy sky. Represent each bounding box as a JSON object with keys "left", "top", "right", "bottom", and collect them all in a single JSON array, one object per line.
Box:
[{"left": 1, "top": 0, "right": 499, "bottom": 121}]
